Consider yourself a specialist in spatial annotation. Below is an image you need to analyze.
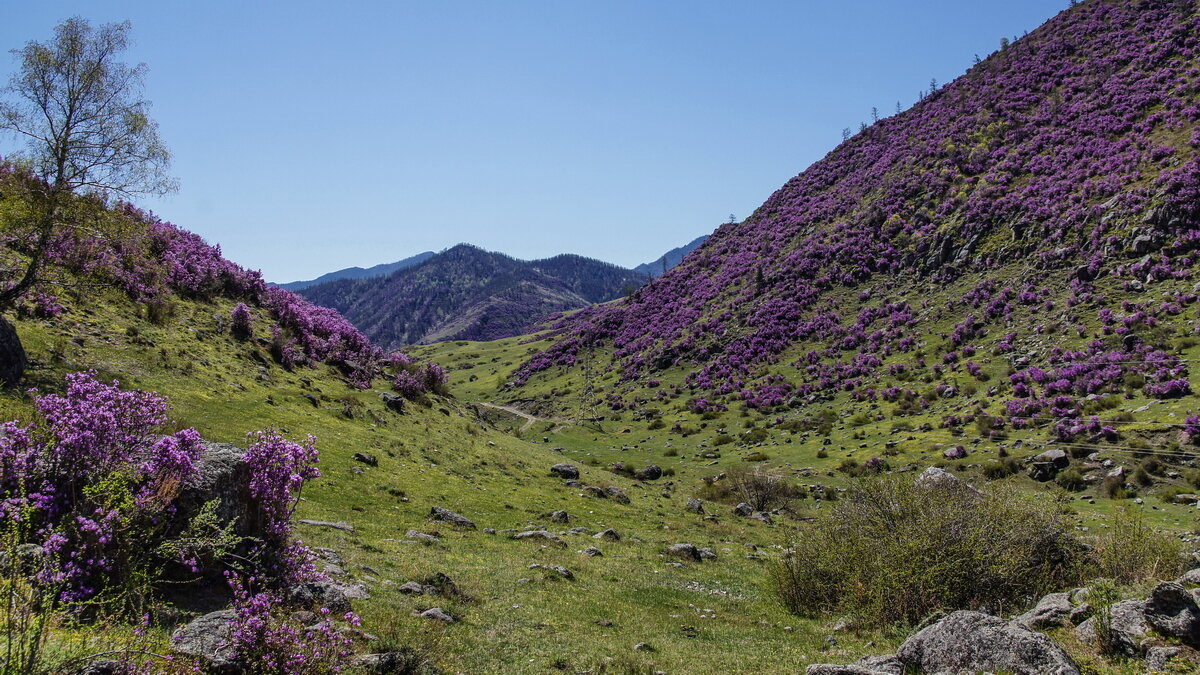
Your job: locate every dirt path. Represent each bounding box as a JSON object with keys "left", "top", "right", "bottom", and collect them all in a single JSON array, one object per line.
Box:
[{"left": 476, "top": 402, "right": 543, "bottom": 432}]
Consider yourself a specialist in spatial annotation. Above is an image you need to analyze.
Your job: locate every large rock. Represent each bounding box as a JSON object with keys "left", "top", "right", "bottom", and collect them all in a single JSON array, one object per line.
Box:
[
  {"left": 913, "top": 466, "right": 978, "bottom": 494},
  {"left": 897, "top": 610, "right": 1079, "bottom": 674},
  {"left": 603, "top": 486, "right": 630, "bottom": 504},
  {"left": 550, "top": 463, "right": 580, "bottom": 480},
  {"left": 174, "top": 441, "right": 253, "bottom": 537},
  {"left": 0, "top": 316, "right": 25, "bottom": 388},
  {"left": 1029, "top": 449, "right": 1070, "bottom": 482},
  {"left": 1144, "top": 581, "right": 1200, "bottom": 647},
  {"left": 1074, "top": 599, "right": 1149, "bottom": 657},
  {"left": 665, "top": 543, "right": 702, "bottom": 562},
  {"left": 430, "top": 505, "right": 476, "bottom": 528},
  {"left": 171, "top": 609, "right": 240, "bottom": 673}
]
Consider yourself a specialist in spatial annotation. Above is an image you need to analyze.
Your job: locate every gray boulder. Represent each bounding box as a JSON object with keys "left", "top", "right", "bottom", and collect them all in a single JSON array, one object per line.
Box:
[
  {"left": 550, "top": 463, "right": 580, "bottom": 480},
  {"left": 733, "top": 502, "right": 754, "bottom": 517},
  {"left": 806, "top": 654, "right": 903, "bottom": 675},
  {"left": 1074, "top": 599, "right": 1149, "bottom": 657},
  {"left": 666, "top": 543, "right": 702, "bottom": 562},
  {"left": 416, "top": 607, "right": 455, "bottom": 623},
  {"left": 1015, "top": 591, "right": 1073, "bottom": 629},
  {"left": 593, "top": 528, "right": 621, "bottom": 542},
  {"left": 171, "top": 609, "right": 240, "bottom": 673},
  {"left": 511, "top": 530, "right": 567, "bottom": 547},
  {"left": 685, "top": 497, "right": 705, "bottom": 514},
  {"left": 175, "top": 441, "right": 253, "bottom": 536},
  {"left": 430, "top": 505, "right": 476, "bottom": 528},
  {"left": 549, "top": 510, "right": 570, "bottom": 523},
  {"left": 603, "top": 486, "right": 631, "bottom": 504},
  {"left": 582, "top": 546, "right": 603, "bottom": 558},
  {"left": 1178, "top": 568, "right": 1200, "bottom": 586},
  {"left": 380, "top": 392, "right": 406, "bottom": 413},
  {"left": 352, "top": 451, "right": 378, "bottom": 467},
  {"left": 897, "top": 610, "right": 1079, "bottom": 674},
  {"left": 405, "top": 529, "right": 440, "bottom": 544},
  {"left": 1146, "top": 646, "right": 1185, "bottom": 671},
  {"left": 1144, "top": 581, "right": 1200, "bottom": 647},
  {"left": 528, "top": 563, "right": 574, "bottom": 580}
]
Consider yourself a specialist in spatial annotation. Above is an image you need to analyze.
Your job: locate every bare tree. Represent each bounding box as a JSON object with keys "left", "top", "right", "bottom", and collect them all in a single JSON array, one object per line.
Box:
[{"left": 0, "top": 17, "right": 175, "bottom": 311}]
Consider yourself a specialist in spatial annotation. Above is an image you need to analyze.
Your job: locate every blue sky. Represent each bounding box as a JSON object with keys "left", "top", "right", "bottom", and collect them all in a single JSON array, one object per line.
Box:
[{"left": 2, "top": 1, "right": 1063, "bottom": 282}]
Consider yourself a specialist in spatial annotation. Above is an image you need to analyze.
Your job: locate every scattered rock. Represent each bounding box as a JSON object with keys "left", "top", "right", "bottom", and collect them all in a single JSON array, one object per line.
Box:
[
  {"left": 549, "top": 510, "right": 570, "bottom": 523},
  {"left": 398, "top": 581, "right": 434, "bottom": 595},
  {"left": 1177, "top": 568, "right": 1200, "bottom": 586},
  {"left": 511, "top": 530, "right": 567, "bottom": 547},
  {"left": 353, "top": 650, "right": 429, "bottom": 674},
  {"left": 686, "top": 497, "right": 705, "bottom": 514},
  {"left": 697, "top": 547, "right": 718, "bottom": 561},
  {"left": 430, "top": 506, "right": 476, "bottom": 529},
  {"left": 352, "top": 451, "right": 378, "bottom": 467},
  {"left": 897, "top": 610, "right": 1079, "bottom": 674},
  {"left": 582, "top": 547, "right": 603, "bottom": 558},
  {"left": 416, "top": 607, "right": 455, "bottom": 623},
  {"left": 636, "top": 465, "right": 663, "bottom": 481},
  {"left": 593, "top": 528, "right": 621, "bottom": 541},
  {"left": 528, "top": 563, "right": 574, "bottom": 580},
  {"left": 550, "top": 463, "right": 580, "bottom": 480},
  {"left": 604, "top": 486, "right": 631, "bottom": 504},
  {"left": 379, "top": 392, "right": 406, "bottom": 414},
  {"left": 750, "top": 511, "right": 773, "bottom": 524},
  {"left": 406, "top": 530, "right": 440, "bottom": 544},
  {"left": 733, "top": 502, "right": 754, "bottom": 517},
  {"left": 666, "top": 543, "right": 702, "bottom": 562},
  {"left": 171, "top": 609, "right": 240, "bottom": 673}
]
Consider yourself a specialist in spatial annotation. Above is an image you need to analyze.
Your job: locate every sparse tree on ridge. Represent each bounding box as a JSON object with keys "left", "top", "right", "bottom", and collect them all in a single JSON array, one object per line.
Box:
[
  {"left": 0, "top": 17, "right": 174, "bottom": 384},
  {"left": 0, "top": 17, "right": 175, "bottom": 312}
]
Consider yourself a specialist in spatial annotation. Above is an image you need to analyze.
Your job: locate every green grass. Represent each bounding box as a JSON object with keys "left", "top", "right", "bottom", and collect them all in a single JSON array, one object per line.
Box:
[{"left": 8, "top": 262, "right": 1200, "bottom": 672}]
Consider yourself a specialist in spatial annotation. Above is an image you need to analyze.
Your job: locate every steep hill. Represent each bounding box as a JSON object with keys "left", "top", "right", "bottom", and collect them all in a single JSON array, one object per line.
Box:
[
  {"left": 634, "top": 234, "right": 710, "bottom": 278},
  {"left": 298, "top": 244, "right": 647, "bottom": 347},
  {"left": 276, "top": 250, "right": 436, "bottom": 291},
  {"left": 515, "top": 0, "right": 1200, "bottom": 422}
]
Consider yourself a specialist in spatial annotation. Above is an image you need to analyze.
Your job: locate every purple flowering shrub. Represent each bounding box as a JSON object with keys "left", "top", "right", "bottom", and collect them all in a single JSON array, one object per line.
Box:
[
  {"left": 230, "top": 303, "right": 254, "bottom": 341},
  {"left": 1, "top": 372, "right": 325, "bottom": 618},
  {"left": 222, "top": 572, "right": 357, "bottom": 674}
]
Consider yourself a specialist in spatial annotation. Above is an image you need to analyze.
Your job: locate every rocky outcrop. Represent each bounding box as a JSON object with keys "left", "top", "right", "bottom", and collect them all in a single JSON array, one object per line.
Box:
[
  {"left": 1075, "top": 599, "right": 1150, "bottom": 657},
  {"left": 1144, "top": 581, "right": 1200, "bottom": 647}
]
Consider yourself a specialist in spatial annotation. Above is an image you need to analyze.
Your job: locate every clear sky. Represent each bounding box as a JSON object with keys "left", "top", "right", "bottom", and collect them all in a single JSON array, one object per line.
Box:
[{"left": 1, "top": 1, "right": 1063, "bottom": 283}]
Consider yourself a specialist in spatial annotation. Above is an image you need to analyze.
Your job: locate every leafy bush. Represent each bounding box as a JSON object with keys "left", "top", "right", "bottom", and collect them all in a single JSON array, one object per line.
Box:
[
  {"left": 1091, "top": 507, "right": 1186, "bottom": 584},
  {"left": 768, "top": 476, "right": 1085, "bottom": 625}
]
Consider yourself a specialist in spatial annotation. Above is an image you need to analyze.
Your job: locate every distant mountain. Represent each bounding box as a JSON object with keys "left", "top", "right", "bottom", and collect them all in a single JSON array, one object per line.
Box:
[
  {"left": 297, "top": 244, "right": 647, "bottom": 347},
  {"left": 277, "top": 251, "right": 436, "bottom": 291},
  {"left": 633, "top": 235, "right": 709, "bottom": 278}
]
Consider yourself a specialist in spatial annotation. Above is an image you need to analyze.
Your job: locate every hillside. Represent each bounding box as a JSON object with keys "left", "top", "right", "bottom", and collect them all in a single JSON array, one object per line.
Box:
[
  {"left": 514, "top": 0, "right": 1200, "bottom": 419},
  {"left": 276, "top": 250, "right": 436, "bottom": 291},
  {"left": 297, "top": 244, "right": 648, "bottom": 347},
  {"left": 634, "top": 234, "right": 710, "bottom": 279}
]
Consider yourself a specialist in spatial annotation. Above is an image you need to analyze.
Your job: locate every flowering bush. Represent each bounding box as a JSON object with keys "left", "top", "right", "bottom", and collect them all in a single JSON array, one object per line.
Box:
[{"left": 231, "top": 303, "right": 254, "bottom": 341}]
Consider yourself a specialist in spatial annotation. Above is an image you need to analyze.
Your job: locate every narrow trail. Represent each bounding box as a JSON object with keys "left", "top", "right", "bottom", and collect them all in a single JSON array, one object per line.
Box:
[{"left": 475, "top": 402, "right": 543, "bottom": 432}]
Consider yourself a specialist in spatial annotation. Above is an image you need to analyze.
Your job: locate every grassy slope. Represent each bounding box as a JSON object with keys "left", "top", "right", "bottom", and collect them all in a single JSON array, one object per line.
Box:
[
  {"left": 7, "top": 290, "right": 880, "bottom": 674},
  {"left": 413, "top": 262, "right": 1200, "bottom": 672}
]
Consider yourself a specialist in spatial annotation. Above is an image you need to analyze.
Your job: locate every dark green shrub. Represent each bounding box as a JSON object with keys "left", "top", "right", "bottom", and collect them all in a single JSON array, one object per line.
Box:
[
  {"left": 1055, "top": 469, "right": 1086, "bottom": 491},
  {"left": 768, "top": 477, "right": 1085, "bottom": 626}
]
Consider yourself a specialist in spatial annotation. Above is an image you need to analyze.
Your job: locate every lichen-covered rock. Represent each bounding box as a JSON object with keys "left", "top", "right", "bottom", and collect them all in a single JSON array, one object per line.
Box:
[
  {"left": 897, "top": 610, "right": 1079, "bottom": 674},
  {"left": 511, "top": 530, "right": 567, "bottom": 547},
  {"left": 1144, "top": 581, "right": 1200, "bottom": 647},
  {"left": 1074, "top": 599, "right": 1149, "bottom": 657},
  {"left": 171, "top": 609, "right": 240, "bottom": 673},
  {"left": 666, "top": 543, "right": 702, "bottom": 562},
  {"left": 1014, "top": 591, "right": 1074, "bottom": 629}
]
